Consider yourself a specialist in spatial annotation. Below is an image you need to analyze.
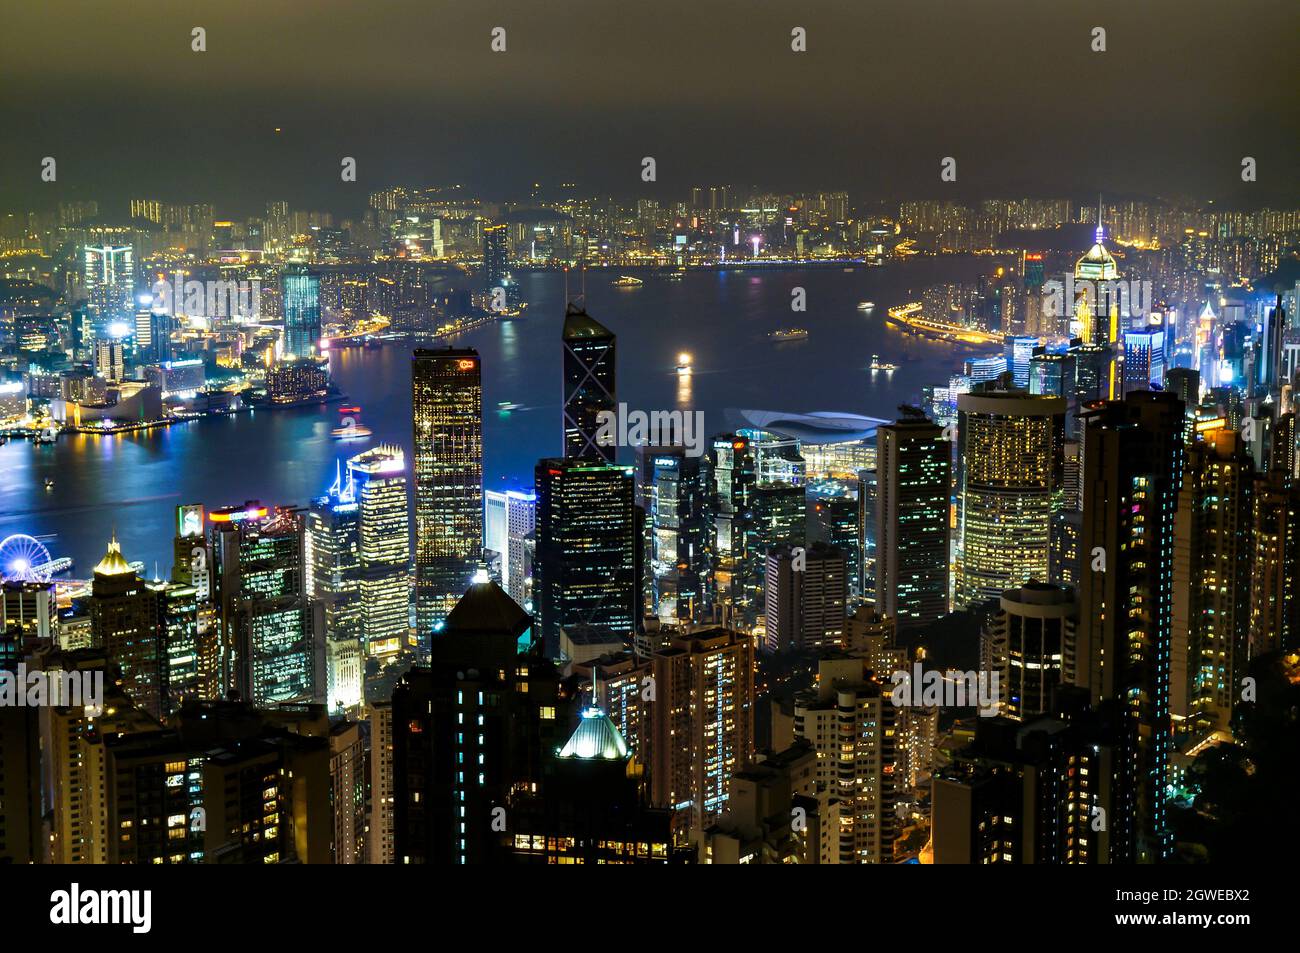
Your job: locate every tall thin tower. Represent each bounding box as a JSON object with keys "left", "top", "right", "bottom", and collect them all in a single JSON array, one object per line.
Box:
[
  {"left": 562, "top": 303, "right": 617, "bottom": 461},
  {"left": 411, "top": 348, "right": 483, "bottom": 646}
]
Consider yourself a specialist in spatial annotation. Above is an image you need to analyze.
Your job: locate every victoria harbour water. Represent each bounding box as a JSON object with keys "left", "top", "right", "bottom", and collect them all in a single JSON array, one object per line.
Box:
[{"left": 0, "top": 259, "right": 1000, "bottom": 575}]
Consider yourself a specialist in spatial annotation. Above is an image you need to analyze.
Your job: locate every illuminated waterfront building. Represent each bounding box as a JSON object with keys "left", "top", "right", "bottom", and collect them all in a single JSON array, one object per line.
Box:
[
  {"left": 265, "top": 358, "right": 329, "bottom": 404},
  {"left": 349, "top": 445, "right": 412, "bottom": 659},
  {"left": 1077, "top": 391, "right": 1184, "bottom": 862},
  {"left": 791, "top": 656, "right": 897, "bottom": 863},
  {"left": 875, "top": 415, "right": 950, "bottom": 630},
  {"left": 281, "top": 264, "right": 322, "bottom": 359},
  {"left": 535, "top": 458, "right": 638, "bottom": 657},
  {"left": 562, "top": 303, "right": 617, "bottom": 462},
  {"left": 411, "top": 348, "right": 483, "bottom": 641},
  {"left": 955, "top": 389, "right": 1066, "bottom": 609},
  {"left": 650, "top": 627, "right": 755, "bottom": 831}
]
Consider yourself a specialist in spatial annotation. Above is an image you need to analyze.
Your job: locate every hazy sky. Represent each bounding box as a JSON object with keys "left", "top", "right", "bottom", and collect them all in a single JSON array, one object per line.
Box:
[{"left": 2, "top": 0, "right": 1297, "bottom": 214}]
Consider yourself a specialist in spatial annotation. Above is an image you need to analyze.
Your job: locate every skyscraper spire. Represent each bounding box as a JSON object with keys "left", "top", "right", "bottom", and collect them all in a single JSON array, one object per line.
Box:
[{"left": 1096, "top": 193, "right": 1105, "bottom": 244}]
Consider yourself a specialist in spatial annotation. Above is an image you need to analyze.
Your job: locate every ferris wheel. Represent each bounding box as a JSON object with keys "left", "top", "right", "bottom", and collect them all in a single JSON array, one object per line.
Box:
[{"left": 0, "top": 534, "right": 54, "bottom": 584}]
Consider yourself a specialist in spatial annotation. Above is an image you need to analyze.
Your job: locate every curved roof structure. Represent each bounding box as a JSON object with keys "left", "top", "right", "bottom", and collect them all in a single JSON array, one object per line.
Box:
[{"left": 733, "top": 409, "right": 888, "bottom": 444}]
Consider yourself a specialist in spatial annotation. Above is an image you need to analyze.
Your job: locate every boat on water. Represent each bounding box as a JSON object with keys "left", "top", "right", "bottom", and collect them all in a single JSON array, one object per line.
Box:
[
  {"left": 44, "top": 478, "right": 54, "bottom": 491},
  {"left": 612, "top": 275, "right": 644, "bottom": 288},
  {"left": 857, "top": 301, "right": 875, "bottom": 311},
  {"left": 768, "top": 328, "right": 809, "bottom": 342},
  {"left": 665, "top": 269, "right": 685, "bottom": 281},
  {"left": 870, "top": 354, "right": 899, "bottom": 371},
  {"left": 497, "top": 400, "right": 521, "bottom": 412},
  {"left": 676, "top": 352, "right": 693, "bottom": 375}
]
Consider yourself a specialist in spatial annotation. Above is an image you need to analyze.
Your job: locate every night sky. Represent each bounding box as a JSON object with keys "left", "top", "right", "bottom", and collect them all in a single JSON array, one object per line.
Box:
[{"left": 2, "top": 0, "right": 1297, "bottom": 214}]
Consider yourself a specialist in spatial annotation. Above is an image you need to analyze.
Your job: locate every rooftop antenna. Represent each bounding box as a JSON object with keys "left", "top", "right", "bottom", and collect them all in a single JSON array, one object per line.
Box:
[
  {"left": 564, "top": 265, "right": 570, "bottom": 309},
  {"left": 1096, "top": 193, "right": 1104, "bottom": 244}
]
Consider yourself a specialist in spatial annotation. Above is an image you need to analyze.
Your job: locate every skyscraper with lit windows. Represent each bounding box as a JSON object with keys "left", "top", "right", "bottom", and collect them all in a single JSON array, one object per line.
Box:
[
  {"left": 562, "top": 303, "right": 617, "bottom": 462},
  {"left": 349, "top": 445, "right": 411, "bottom": 660},
  {"left": 411, "top": 348, "right": 483, "bottom": 643},
  {"left": 955, "top": 389, "right": 1065, "bottom": 609},
  {"left": 281, "top": 264, "right": 322, "bottom": 359}
]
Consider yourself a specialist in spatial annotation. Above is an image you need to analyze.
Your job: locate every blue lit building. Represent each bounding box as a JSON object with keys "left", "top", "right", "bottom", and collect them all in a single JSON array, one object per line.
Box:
[{"left": 281, "top": 265, "right": 322, "bottom": 359}]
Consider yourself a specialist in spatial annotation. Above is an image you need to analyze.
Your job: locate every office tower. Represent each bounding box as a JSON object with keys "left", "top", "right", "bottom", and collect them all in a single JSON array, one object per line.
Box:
[
  {"left": 763, "top": 542, "right": 847, "bottom": 653},
  {"left": 985, "top": 583, "right": 1078, "bottom": 720},
  {"left": 1077, "top": 391, "right": 1184, "bottom": 863},
  {"left": 1029, "top": 349, "right": 1078, "bottom": 435},
  {"left": 281, "top": 264, "right": 322, "bottom": 358},
  {"left": 1049, "top": 509, "right": 1083, "bottom": 590},
  {"left": 740, "top": 428, "right": 807, "bottom": 485},
  {"left": 83, "top": 242, "right": 134, "bottom": 318},
  {"left": 480, "top": 221, "right": 520, "bottom": 308},
  {"left": 1122, "top": 328, "right": 1166, "bottom": 395},
  {"left": 348, "top": 445, "right": 412, "bottom": 659},
  {"left": 955, "top": 390, "right": 1066, "bottom": 609},
  {"left": 858, "top": 469, "right": 878, "bottom": 598},
  {"left": 171, "top": 503, "right": 210, "bottom": 599},
  {"left": 210, "top": 503, "right": 322, "bottom": 707},
  {"left": 1165, "top": 368, "right": 1200, "bottom": 445},
  {"left": 502, "top": 490, "right": 536, "bottom": 609},
  {"left": 1071, "top": 341, "right": 1116, "bottom": 407},
  {"left": 412, "top": 348, "right": 483, "bottom": 641},
  {"left": 562, "top": 303, "right": 617, "bottom": 461},
  {"left": 329, "top": 721, "right": 367, "bottom": 864},
  {"left": 648, "top": 446, "right": 714, "bottom": 622},
  {"left": 535, "top": 458, "right": 638, "bottom": 657},
  {"left": 1, "top": 580, "right": 56, "bottom": 642},
  {"left": 367, "top": 700, "right": 396, "bottom": 864},
  {"left": 1004, "top": 336, "right": 1038, "bottom": 388},
  {"left": 391, "top": 581, "right": 570, "bottom": 864},
  {"left": 147, "top": 580, "right": 203, "bottom": 715},
  {"left": 87, "top": 535, "right": 166, "bottom": 720},
  {"left": 103, "top": 700, "right": 333, "bottom": 864},
  {"left": 811, "top": 492, "right": 861, "bottom": 601},
  {"left": 792, "top": 656, "right": 897, "bottom": 863},
  {"left": 932, "top": 698, "right": 1122, "bottom": 864},
  {"left": 1249, "top": 473, "right": 1300, "bottom": 655},
  {"left": 875, "top": 416, "right": 950, "bottom": 630},
  {"left": 1074, "top": 210, "right": 1120, "bottom": 347},
  {"left": 709, "top": 433, "right": 758, "bottom": 619},
  {"left": 698, "top": 741, "right": 837, "bottom": 864},
  {"left": 509, "top": 706, "right": 684, "bottom": 864},
  {"left": 306, "top": 466, "right": 362, "bottom": 647},
  {"left": 650, "top": 627, "right": 755, "bottom": 831},
  {"left": 93, "top": 336, "right": 126, "bottom": 382},
  {"left": 1172, "top": 431, "right": 1253, "bottom": 736}
]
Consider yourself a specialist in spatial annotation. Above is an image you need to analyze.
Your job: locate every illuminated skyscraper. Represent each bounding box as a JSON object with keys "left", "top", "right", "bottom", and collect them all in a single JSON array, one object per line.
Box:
[
  {"left": 281, "top": 264, "right": 322, "bottom": 359},
  {"left": 792, "top": 656, "right": 897, "bottom": 863},
  {"left": 875, "top": 415, "right": 950, "bottom": 630},
  {"left": 955, "top": 389, "right": 1066, "bottom": 609},
  {"left": 985, "top": 583, "right": 1078, "bottom": 720},
  {"left": 648, "top": 446, "right": 714, "bottom": 623},
  {"left": 1249, "top": 473, "right": 1300, "bottom": 654},
  {"left": 88, "top": 535, "right": 165, "bottom": 720},
  {"left": 764, "top": 542, "right": 847, "bottom": 653},
  {"left": 411, "top": 348, "right": 483, "bottom": 642},
  {"left": 1077, "top": 391, "right": 1183, "bottom": 863},
  {"left": 535, "top": 458, "right": 638, "bottom": 657},
  {"left": 562, "top": 303, "right": 617, "bottom": 462},
  {"left": 709, "top": 433, "right": 758, "bottom": 620},
  {"left": 83, "top": 243, "right": 134, "bottom": 319},
  {"left": 1172, "top": 431, "right": 1253, "bottom": 736},
  {"left": 650, "top": 627, "right": 755, "bottom": 831},
  {"left": 210, "top": 503, "right": 321, "bottom": 707},
  {"left": 349, "top": 445, "right": 412, "bottom": 660}
]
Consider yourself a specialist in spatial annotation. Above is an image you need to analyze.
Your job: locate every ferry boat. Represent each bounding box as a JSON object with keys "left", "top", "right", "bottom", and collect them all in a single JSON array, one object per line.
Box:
[
  {"left": 44, "top": 477, "right": 55, "bottom": 491},
  {"left": 612, "top": 275, "right": 644, "bottom": 288},
  {"left": 676, "top": 352, "right": 693, "bottom": 375},
  {"left": 768, "top": 328, "right": 809, "bottom": 342},
  {"left": 870, "top": 354, "right": 899, "bottom": 371},
  {"left": 857, "top": 301, "right": 875, "bottom": 311}
]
